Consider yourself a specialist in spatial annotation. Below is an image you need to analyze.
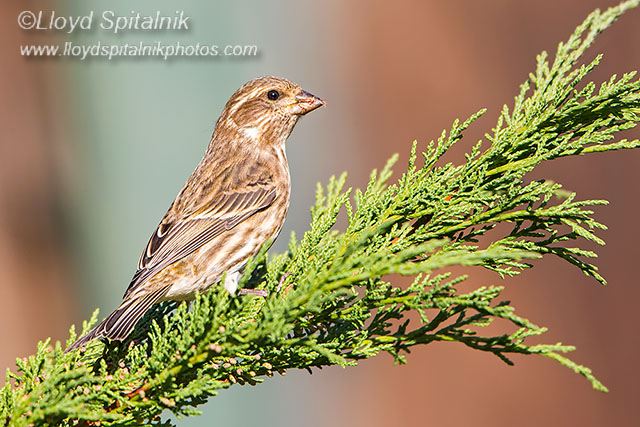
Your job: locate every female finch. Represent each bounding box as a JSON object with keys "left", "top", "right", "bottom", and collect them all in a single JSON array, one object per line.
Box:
[{"left": 66, "top": 76, "right": 325, "bottom": 352}]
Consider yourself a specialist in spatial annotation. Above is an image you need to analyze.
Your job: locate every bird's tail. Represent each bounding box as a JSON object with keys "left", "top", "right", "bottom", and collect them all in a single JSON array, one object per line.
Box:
[{"left": 65, "top": 287, "right": 168, "bottom": 353}]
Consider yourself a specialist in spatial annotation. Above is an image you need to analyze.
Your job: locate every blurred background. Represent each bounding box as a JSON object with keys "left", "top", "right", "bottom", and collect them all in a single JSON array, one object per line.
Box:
[{"left": 3, "top": 0, "right": 639, "bottom": 426}]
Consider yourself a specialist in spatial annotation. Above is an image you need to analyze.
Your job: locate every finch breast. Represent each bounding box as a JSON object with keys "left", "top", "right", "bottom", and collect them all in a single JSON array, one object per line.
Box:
[{"left": 159, "top": 183, "right": 290, "bottom": 300}]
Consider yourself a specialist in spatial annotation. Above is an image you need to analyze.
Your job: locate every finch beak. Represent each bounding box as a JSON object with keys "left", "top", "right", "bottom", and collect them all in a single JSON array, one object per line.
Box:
[{"left": 290, "top": 90, "right": 326, "bottom": 115}]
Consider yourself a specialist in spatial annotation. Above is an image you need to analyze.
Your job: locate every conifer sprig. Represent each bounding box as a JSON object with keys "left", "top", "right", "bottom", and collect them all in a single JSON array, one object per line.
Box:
[{"left": 2, "top": 1, "right": 639, "bottom": 425}]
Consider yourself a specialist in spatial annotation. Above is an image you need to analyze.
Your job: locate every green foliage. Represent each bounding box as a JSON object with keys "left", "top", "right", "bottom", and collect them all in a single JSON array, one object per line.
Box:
[{"left": 3, "top": 1, "right": 640, "bottom": 425}]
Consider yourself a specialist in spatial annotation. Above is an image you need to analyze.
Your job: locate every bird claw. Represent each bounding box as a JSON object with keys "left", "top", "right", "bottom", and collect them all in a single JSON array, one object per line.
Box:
[
  {"left": 238, "top": 288, "right": 269, "bottom": 298},
  {"left": 276, "top": 272, "right": 291, "bottom": 293},
  {"left": 238, "top": 272, "right": 293, "bottom": 298}
]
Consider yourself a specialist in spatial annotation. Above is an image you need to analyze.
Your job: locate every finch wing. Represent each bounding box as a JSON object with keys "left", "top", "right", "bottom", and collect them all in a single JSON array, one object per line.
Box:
[{"left": 124, "top": 182, "right": 276, "bottom": 299}]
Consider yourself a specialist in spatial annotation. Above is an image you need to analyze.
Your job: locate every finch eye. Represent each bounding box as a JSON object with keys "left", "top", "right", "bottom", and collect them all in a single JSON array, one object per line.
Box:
[{"left": 266, "top": 90, "right": 280, "bottom": 101}]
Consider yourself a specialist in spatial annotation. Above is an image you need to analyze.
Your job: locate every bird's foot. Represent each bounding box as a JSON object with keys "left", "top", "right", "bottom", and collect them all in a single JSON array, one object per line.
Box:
[
  {"left": 276, "top": 272, "right": 291, "bottom": 293},
  {"left": 276, "top": 273, "right": 295, "bottom": 295},
  {"left": 238, "top": 288, "right": 269, "bottom": 298}
]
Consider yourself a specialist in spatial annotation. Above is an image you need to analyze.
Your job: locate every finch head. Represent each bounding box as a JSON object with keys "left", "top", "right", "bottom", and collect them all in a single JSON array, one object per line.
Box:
[{"left": 216, "top": 76, "right": 325, "bottom": 148}]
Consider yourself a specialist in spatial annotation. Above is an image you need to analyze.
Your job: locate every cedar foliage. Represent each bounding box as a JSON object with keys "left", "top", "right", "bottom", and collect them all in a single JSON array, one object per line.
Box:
[{"left": 3, "top": 1, "right": 640, "bottom": 425}]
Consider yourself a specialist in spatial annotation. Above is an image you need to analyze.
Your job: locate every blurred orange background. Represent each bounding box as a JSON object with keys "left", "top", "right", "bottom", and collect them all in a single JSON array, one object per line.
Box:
[{"left": 2, "top": 1, "right": 639, "bottom": 426}]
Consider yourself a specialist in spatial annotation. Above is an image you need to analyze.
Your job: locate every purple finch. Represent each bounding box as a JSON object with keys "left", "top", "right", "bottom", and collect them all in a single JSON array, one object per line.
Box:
[{"left": 66, "top": 76, "right": 324, "bottom": 352}]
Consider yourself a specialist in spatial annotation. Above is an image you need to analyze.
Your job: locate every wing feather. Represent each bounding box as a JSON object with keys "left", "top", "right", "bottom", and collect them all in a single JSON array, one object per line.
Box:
[{"left": 124, "top": 184, "right": 276, "bottom": 299}]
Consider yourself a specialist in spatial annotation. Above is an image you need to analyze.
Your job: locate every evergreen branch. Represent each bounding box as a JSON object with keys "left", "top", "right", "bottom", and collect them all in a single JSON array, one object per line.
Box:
[{"left": 2, "top": 1, "right": 639, "bottom": 425}]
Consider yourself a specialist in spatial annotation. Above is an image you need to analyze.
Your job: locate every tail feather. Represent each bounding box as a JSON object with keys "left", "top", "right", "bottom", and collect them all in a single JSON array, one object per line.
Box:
[{"left": 65, "top": 288, "right": 167, "bottom": 353}]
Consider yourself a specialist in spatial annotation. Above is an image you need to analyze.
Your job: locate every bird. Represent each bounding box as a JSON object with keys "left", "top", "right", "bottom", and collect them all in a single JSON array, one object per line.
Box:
[{"left": 65, "top": 76, "right": 325, "bottom": 352}]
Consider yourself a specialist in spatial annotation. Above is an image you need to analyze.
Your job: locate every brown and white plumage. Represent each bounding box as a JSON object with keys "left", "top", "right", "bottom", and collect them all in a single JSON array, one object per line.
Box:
[{"left": 66, "top": 77, "right": 324, "bottom": 352}]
